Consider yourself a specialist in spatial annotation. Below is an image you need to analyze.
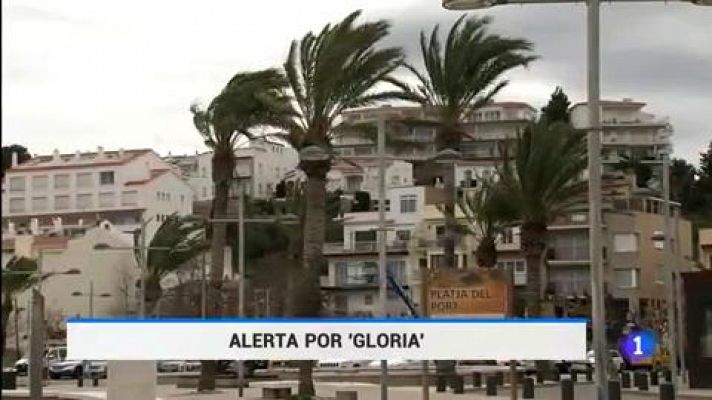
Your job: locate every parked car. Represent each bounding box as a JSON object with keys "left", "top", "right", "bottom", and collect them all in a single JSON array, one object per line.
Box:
[
  {"left": 366, "top": 359, "right": 422, "bottom": 369},
  {"left": 218, "top": 360, "right": 264, "bottom": 377},
  {"left": 318, "top": 359, "right": 371, "bottom": 369},
  {"left": 88, "top": 361, "right": 108, "bottom": 378},
  {"left": 14, "top": 358, "right": 28, "bottom": 376},
  {"left": 157, "top": 360, "right": 184, "bottom": 373},
  {"left": 182, "top": 360, "right": 202, "bottom": 372},
  {"left": 48, "top": 359, "right": 84, "bottom": 379},
  {"left": 571, "top": 350, "right": 624, "bottom": 372}
]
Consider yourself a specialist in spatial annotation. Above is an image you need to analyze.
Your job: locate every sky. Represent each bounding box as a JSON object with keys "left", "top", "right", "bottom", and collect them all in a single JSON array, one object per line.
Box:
[{"left": 2, "top": 0, "right": 711, "bottom": 163}]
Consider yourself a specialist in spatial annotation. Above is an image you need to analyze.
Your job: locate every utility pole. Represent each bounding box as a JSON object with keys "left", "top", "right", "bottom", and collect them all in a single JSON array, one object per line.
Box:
[
  {"left": 201, "top": 230, "right": 207, "bottom": 319},
  {"left": 586, "top": 0, "right": 610, "bottom": 397},
  {"left": 662, "top": 152, "right": 679, "bottom": 392},
  {"left": 29, "top": 251, "right": 44, "bottom": 400},
  {"left": 377, "top": 116, "right": 389, "bottom": 400},
  {"left": 673, "top": 209, "right": 687, "bottom": 384},
  {"left": 237, "top": 184, "right": 246, "bottom": 398}
]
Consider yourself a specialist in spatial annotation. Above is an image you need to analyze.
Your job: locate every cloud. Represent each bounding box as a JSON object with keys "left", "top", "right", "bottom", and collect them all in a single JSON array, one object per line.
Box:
[{"left": 1, "top": 0, "right": 710, "bottom": 163}]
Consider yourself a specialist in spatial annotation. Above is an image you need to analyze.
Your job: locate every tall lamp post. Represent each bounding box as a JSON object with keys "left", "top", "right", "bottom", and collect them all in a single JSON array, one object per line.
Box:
[
  {"left": 72, "top": 281, "right": 111, "bottom": 378},
  {"left": 441, "top": 0, "right": 710, "bottom": 397},
  {"left": 3, "top": 265, "right": 81, "bottom": 400}
]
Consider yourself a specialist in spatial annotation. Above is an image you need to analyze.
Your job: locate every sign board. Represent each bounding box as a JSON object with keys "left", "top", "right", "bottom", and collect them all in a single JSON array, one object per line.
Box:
[{"left": 425, "top": 269, "right": 510, "bottom": 317}]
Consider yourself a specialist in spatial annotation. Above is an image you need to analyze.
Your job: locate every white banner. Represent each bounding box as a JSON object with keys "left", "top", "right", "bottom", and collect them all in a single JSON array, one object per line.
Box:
[{"left": 67, "top": 318, "right": 587, "bottom": 361}]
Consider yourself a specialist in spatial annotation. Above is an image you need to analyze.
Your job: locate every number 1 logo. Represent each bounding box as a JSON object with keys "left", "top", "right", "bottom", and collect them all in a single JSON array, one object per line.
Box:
[{"left": 633, "top": 335, "right": 643, "bottom": 355}]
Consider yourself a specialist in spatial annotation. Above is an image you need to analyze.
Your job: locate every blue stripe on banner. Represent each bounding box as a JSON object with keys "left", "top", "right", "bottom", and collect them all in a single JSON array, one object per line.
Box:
[{"left": 66, "top": 317, "right": 588, "bottom": 324}]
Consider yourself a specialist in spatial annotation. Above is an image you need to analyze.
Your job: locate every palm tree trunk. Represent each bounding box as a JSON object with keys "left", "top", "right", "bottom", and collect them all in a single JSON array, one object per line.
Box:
[
  {"left": 475, "top": 235, "right": 497, "bottom": 269},
  {"left": 520, "top": 221, "right": 547, "bottom": 317},
  {"left": 1, "top": 294, "right": 12, "bottom": 362},
  {"left": 296, "top": 163, "right": 329, "bottom": 396},
  {"left": 198, "top": 149, "right": 233, "bottom": 392},
  {"left": 442, "top": 162, "right": 457, "bottom": 269}
]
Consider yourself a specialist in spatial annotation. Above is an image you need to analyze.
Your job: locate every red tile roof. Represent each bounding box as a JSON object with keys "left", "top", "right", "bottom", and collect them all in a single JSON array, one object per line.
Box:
[{"left": 6, "top": 149, "right": 153, "bottom": 173}]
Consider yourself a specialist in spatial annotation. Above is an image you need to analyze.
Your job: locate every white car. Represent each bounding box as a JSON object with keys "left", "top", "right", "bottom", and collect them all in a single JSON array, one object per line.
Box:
[
  {"left": 317, "top": 359, "right": 371, "bottom": 369},
  {"left": 571, "top": 350, "right": 624, "bottom": 372},
  {"left": 367, "top": 359, "right": 422, "bottom": 369}
]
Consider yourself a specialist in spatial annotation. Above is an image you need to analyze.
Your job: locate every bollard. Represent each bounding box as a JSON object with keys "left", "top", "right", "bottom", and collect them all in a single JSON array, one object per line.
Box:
[
  {"left": 485, "top": 376, "right": 498, "bottom": 396},
  {"left": 436, "top": 375, "right": 447, "bottom": 392},
  {"left": 659, "top": 382, "right": 675, "bottom": 400},
  {"left": 634, "top": 371, "right": 642, "bottom": 388},
  {"left": 535, "top": 370, "right": 544, "bottom": 384},
  {"left": 561, "top": 379, "right": 574, "bottom": 400},
  {"left": 585, "top": 368, "right": 593, "bottom": 382},
  {"left": 609, "top": 380, "right": 621, "bottom": 400},
  {"left": 650, "top": 370, "right": 659, "bottom": 386},
  {"left": 522, "top": 377, "right": 535, "bottom": 399},
  {"left": 77, "top": 374, "right": 84, "bottom": 387},
  {"left": 621, "top": 371, "right": 631, "bottom": 388},
  {"left": 452, "top": 375, "right": 464, "bottom": 394},
  {"left": 663, "top": 369, "right": 672, "bottom": 383},
  {"left": 571, "top": 370, "right": 578, "bottom": 382},
  {"left": 638, "top": 372, "right": 649, "bottom": 391},
  {"left": 496, "top": 371, "right": 504, "bottom": 386},
  {"left": 551, "top": 369, "right": 561, "bottom": 382},
  {"left": 472, "top": 372, "right": 482, "bottom": 388}
]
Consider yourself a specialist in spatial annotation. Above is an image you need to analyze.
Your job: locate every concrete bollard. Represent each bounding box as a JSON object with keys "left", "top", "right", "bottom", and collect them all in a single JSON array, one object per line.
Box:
[
  {"left": 496, "top": 371, "right": 504, "bottom": 386},
  {"left": 522, "top": 377, "right": 535, "bottom": 399},
  {"left": 659, "top": 383, "right": 675, "bottom": 400},
  {"left": 486, "top": 376, "right": 498, "bottom": 396},
  {"left": 551, "top": 369, "right": 561, "bottom": 382},
  {"left": 621, "top": 371, "right": 631, "bottom": 388},
  {"left": 561, "top": 379, "right": 574, "bottom": 400},
  {"left": 571, "top": 370, "right": 578, "bottom": 382},
  {"left": 336, "top": 391, "right": 358, "bottom": 400},
  {"left": 92, "top": 376, "right": 99, "bottom": 387},
  {"left": 609, "top": 380, "right": 621, "bottom": 400},
  {"left": 536, "top": 370, "right": 544, "bottom": 384},
  {"left": 585, "top": 368, "right": 593, "bottom": 382},
  {"left": 436, "top": 375, "right": 447, "bottom": 392},
  {"left": 650, "top": 371, "right": 659, "bottom": 386},
  {"left": 663, "top": 369, "right": 672, "bottom": 383},
  {"left": 637, "top": 372, "right": 649, "bottom": 391},
  {"left": 452, "top": 375, "right": 464, "bottom": 394},
  {"left": 77, "top": 375, "right": 84, "bottom": 387},
  {"left": 472, "top": 372, "right": 482, "bottom": 388}
]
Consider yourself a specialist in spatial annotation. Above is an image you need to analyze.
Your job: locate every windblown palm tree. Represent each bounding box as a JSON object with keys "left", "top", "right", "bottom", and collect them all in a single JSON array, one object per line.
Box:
[
  {"left": 1, "top": 256, "right": 38, "bottom": 360},
  {"left": 497, "top": 121, "right": 587, "bottom": 316},
  {"left": 393, "top": 15, "right": 536, "bottom": 271},
  {"left": 144, "top": 214, "right": 207, "bottom": 317},
  {"left": 459, "top": 176, "right": 516, "bottom": 269},
  {"left": 276, "top": 10, "right": 404, "bottom": 395},
  {"left": 191, "top": 68, "right": 290, "bottom": 391}
]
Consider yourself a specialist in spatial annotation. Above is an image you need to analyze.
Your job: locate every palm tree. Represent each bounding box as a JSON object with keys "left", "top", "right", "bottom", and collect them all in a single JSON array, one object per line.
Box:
[
  {"left": 459, "top": 176, "right": 515, "bottom": 269},
  {"left": 393, "top": 15, "right": 536, "bottom": 272},
  {"left": 144, "top": 214, "right": 207, "bottom": 317},
  {"left": 191, "top": 68, "right": 289, "bottom": 391},
  {"left": 497, "top": 121, "right": 587, "bottom": 316},
  {"left": 276, "top": 10, "right": 404, "bottom": 395},
  {"left": 2, "top": 256, "right": 38, "bottom": 360}
]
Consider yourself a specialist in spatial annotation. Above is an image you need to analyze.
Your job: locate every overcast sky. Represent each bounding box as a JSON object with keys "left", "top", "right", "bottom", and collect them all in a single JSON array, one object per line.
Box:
[{"left": 2, "top": 0, "right": 710, "bottom": 163}]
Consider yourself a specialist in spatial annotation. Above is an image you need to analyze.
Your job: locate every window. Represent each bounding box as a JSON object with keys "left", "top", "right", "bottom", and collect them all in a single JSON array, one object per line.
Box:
[
  {"left": 76, "top": 173, "right": 92, "bottom": 188},
  {"left": 99, "top": 192, "right": 115, "bottom": 208},
  {"left": 54, "top": 174, "right": 70, "bottom": 189},
  {"left": 430, "top": 254, "right": 445, "bottom": 269},
  {"left": 614, "top": 233, "right": 638, "bottom": 253},
  {"left": 400, "top": 194, "right": 417, "bottom": 213},
  {"left": 202, "top": 187, "right": 207, "bottom": 198},
  {"left": 9, "top": 198, "right": 25, "bottom": 213},
  {"left": 121, "top": 191, "right": 138, "bottom": 206},
  {"left": 99, "top": 171, "right": 115, "bottom": 185},
  {"left": 258, "top": 183, "right": 263, "bottom": 195},
  {"left": 435, "top": 225, "right": 445, "bottom": 238},
  {"left": 501, "top": 228, "right": 515, "bottom": 244},
  {"left": 354, "top": 230, "right": 377, "bottom": 243},
  {"left": 387, "top": 260, "right": 407, "bottom": 282},
  {"left": 364, "top": 295, "right": 373, "bottom": 305},
  {"left": 201, "top": 167, "right": 206, "bottom": 178},
  {"left": 76, "top": 194, "right": 92, "bottom": 210},
  {"left": 266, "top": 183, "right": 273, "bottom": 194},
  {"left": 571, "top": 213, "right": 587, "bottom": 223},
  {"left": 54, "top": 195, "right": 70, "bottom": 210},
  {"left": 615, "top": 268, "right": 638, "bottom": 289},
  {"left": 395, "top": 230, "right": 411, "bottom": 241},
  {"left": 31, "top": 176, "right": 48, "bottom": 191},
  {"left": 9, "top": 177, "right": 25, "bottom": 192},
  {"left": 372, "top": 199, "right": 390, "bottom": 211},
  {"left": 31, "top": 196, "right": 47, "bottom": 211}
]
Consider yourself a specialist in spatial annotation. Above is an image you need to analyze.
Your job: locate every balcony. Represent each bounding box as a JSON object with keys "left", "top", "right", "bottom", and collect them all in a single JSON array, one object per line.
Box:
[
  {"left": 323, "top": 241, "right": 409, "bottom": 255},
  {"left": 548, "top": 245, "right": 590, "bottom": 264}
]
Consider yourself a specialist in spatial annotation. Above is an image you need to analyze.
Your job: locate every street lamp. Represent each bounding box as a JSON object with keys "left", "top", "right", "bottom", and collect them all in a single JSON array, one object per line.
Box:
[{"left": 440, "top": 0, "right": 710, "bottom": 398}]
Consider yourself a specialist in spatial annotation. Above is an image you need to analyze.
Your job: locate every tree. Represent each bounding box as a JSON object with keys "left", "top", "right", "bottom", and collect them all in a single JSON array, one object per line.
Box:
[
  {"left": 190, "top": 68, "right": 288, "bottom": 391},
  {"left": 393, "top": 15, "right": 536, "bottom": 272},
  {"left": 2, "top": 145, "right": 31, "bottom": 178},
  {"left": 540, "top": 86, "right": 571, "bottom": 124},
  {"left": 669, "top": 158, "right": 698, "bottom": 215},
  {"left": 276, "top": 10, "right": 403, "bottom": 395},
  {"left": 2, "top": 256, "right": 38, "bottom": 360},
  {"left": 497, "top": 121, "right": 587, "bottom": 316},
  {"left": 459, "top": 176, "right": 516, "bottom": 268},
  {"left": 144, "top": 214, "right": 207, "bottom": 317}
]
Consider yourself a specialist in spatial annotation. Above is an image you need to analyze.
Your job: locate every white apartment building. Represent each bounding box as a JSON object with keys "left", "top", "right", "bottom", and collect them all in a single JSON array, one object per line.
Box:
[
  {"left": 2, "top": 147, "right": 193, "bottom": 241},
  {"left": 324, "top": 159, "right": 413, "bottom": 195},
  {"left": 4, "top": 222, "right": 140, "bottom": 354},
  {"left": 164, "top": 138, "right": 299, "bottom": 201},
  {"left": 570, "top": 99, "right": 673, "bottom": 169}
]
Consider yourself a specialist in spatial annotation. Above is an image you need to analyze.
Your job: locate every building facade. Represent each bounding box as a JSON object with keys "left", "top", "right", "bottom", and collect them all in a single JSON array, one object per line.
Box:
[{"left": 2, "top": 147, "right": 193, "bottom": 241}]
